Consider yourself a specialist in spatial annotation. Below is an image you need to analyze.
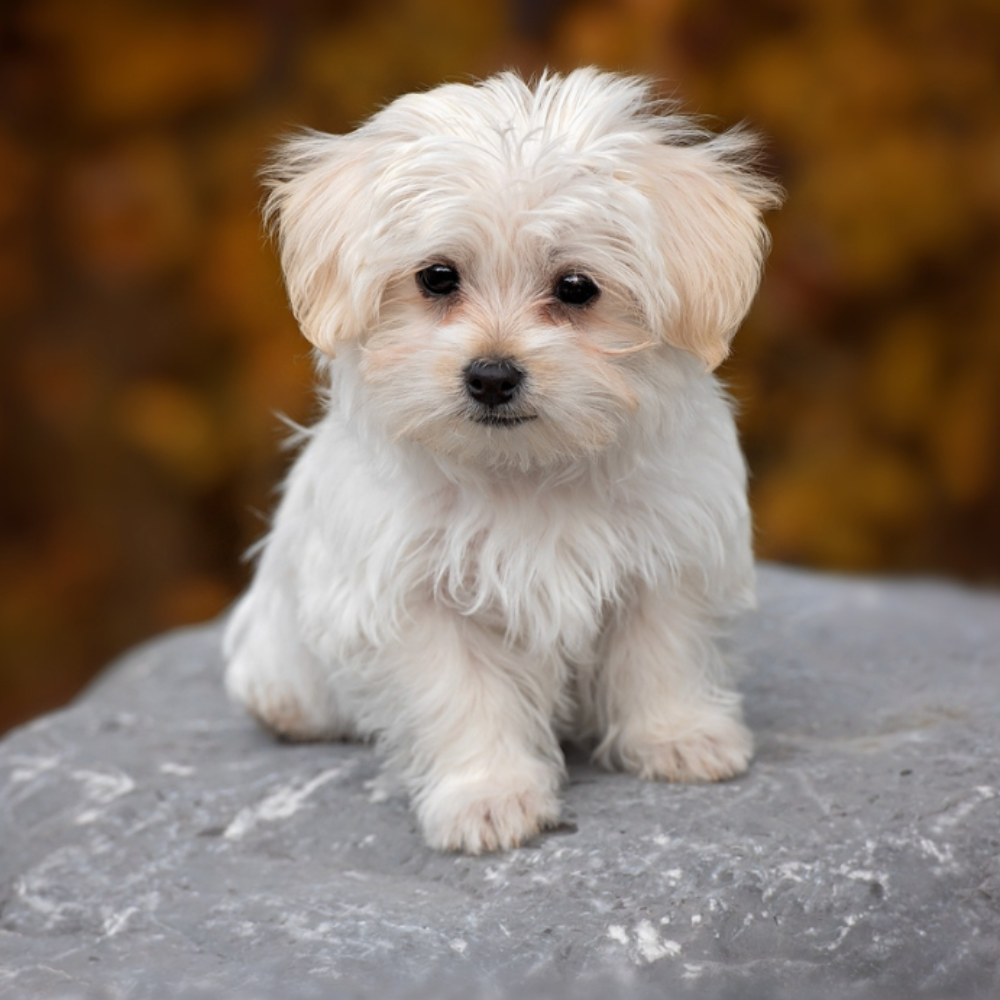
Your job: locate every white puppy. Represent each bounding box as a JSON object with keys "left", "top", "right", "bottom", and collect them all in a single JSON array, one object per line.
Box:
[{"left": 224, "top": 69, "right": 781, "bottom": 854}]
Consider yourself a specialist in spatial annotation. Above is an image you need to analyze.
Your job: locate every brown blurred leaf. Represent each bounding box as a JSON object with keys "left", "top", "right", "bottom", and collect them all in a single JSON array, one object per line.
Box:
[
  {"left": 115, "top": 380, "right": 224, "bottom": 489},
  {"left": 60, "top": 138, "right": 199, "bottom": 287},
  {"left": 27, "top": 0, "right": 267, "bottom": 125}
]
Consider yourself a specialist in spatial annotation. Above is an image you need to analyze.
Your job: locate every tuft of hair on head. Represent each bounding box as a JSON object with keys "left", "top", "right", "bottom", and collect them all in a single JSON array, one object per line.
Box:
[{"left": 261, "top": 69, "right": 783, "bottom": 366}]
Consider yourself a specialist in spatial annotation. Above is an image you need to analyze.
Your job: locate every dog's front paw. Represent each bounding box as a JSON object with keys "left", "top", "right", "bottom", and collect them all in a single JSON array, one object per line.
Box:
[
  {"left": 614, "top": 708, "right": 753, "bottom": 783},
  {"left": 417, "top": 773, "right": 561, "bottom": 854}
]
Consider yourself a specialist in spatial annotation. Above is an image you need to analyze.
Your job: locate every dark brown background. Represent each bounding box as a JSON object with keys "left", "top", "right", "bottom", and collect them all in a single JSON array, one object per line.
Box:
[{"left": 2, "top": 0, "right": 999, "bottom": 734}]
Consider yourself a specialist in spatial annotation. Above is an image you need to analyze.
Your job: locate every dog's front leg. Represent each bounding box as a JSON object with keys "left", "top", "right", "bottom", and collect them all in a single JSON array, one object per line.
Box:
[
  {"left": 593, "top": 580, "right": 753, "bottom": 783},
  {"left": 381, "top": 605, "right": 564, "bottom": 854}
]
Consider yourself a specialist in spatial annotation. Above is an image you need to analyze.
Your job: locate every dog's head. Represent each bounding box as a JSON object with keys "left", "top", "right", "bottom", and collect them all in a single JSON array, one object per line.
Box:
[{"left": 265, "top": 69, "right": 781, "bottom": 469}]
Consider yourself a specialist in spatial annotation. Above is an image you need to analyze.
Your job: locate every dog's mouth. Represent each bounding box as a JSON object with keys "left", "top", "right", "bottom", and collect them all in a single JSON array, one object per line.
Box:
[{"left": 471, "top": 413, "right": 539, "bottom": 428}]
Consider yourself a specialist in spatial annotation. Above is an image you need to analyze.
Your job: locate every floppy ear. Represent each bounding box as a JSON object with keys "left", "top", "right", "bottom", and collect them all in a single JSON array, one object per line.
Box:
[
  {"left": 639, "top": 133, "right": 782, "bottom": 369},
  {"left": 262, "top": 133, "right": 383, "bottom": 355}
]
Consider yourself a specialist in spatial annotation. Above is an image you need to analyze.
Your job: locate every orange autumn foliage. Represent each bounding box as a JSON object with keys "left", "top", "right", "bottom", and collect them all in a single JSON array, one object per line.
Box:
[{"left": 1, "top": 0, "right": 998, "bottom": 733}]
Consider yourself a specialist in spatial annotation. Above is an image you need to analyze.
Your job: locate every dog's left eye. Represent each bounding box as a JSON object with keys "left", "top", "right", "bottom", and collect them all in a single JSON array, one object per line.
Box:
[
  {"left": 554, "top": 274, "right": 600, "bottom": 306},
  {"left": 417, "top": 264, "right": 460, "bottom": 297}
]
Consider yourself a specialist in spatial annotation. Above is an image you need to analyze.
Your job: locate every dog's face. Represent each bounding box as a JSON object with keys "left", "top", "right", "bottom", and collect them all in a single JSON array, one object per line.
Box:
[
  {"left": 265, "top": 70, "right": 781, "bottom": 469},
  {"left": 354, "top": 196, "right": 670, "bottom": 468}
]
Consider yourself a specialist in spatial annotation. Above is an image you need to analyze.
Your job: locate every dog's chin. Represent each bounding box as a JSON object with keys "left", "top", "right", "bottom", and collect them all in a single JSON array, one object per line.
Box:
[
  {"left": 391, "top": 407, "right": 624, "bottom": 473},
  {"left": 470, "top": 412, "right": 539, "bottom": 428}
]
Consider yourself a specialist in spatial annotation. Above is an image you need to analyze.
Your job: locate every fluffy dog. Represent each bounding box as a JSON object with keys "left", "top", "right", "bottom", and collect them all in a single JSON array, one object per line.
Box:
[{"left": 224, "top": 69, "right": 781, "bottom": 853}]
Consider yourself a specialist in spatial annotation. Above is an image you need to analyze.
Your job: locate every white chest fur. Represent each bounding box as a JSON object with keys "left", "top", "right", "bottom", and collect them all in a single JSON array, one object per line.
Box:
[{"left": 287, "top": 426, "right": 653, "bottom": 664}]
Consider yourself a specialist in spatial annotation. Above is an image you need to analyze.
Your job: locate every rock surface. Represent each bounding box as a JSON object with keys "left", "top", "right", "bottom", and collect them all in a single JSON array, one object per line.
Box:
[{"left": 1, "top": 564, "right": 999, "bottom": 1000}]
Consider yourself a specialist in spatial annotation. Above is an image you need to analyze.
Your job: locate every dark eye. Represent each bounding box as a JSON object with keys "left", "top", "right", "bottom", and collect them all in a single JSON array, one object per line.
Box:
[
  {"left": 417, "top": 263, "right": 460, "bottom": 297},
  {"left": 554, "top": 273, "right": 599, "bottom": 306}
]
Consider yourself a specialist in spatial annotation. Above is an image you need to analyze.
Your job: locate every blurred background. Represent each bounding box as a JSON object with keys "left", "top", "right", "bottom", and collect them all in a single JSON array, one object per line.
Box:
[{"left": 1, "top": 0, "right": 999, "bottom": 735}]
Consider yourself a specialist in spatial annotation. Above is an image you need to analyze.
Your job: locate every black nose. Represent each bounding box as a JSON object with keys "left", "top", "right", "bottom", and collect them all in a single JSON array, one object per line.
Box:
[{"left": 464, "top": 359, "right": 524, "bottom": 408}]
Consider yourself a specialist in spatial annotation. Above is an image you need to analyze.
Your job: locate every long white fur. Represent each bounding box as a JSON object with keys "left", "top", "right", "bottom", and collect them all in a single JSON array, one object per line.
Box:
[{"left": 224, "top": 69, "right": 782, "bottom": 854}]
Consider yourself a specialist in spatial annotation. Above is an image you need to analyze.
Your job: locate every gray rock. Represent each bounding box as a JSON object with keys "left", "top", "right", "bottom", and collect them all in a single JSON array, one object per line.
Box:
[{"left": 1, "top": 564, "right": 999, "bottom": 1000}]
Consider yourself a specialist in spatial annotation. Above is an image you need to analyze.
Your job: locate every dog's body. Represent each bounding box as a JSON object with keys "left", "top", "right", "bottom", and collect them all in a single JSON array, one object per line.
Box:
[{"left": 224, "top": 69, "right": 781, "bottom": 853}]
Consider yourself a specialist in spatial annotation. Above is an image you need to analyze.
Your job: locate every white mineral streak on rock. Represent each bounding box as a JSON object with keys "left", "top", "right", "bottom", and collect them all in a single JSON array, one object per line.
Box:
[
  {"left": 72, "top": 769, "right": 136, "bottom": 803},
  {"left": 224, "top": 767, "right": 343, "bottom": 840},
  {"left": 159, "top": 762, "right": 195, "bottom": 776},
  {"left": 15, "top": 874, "right": 66, "bottom": 921},
  {"left": 484, "top": 859, "right": 514, "bottom": 885},
  {"left": 102, "top": 907, "right": 138, "bottom": 937},
  {"left": 930, "top": 785, "right": 996, "bottom": 835},
  {"left": 72, "top": 768, "right": 136, "bottom": 825},
  {"left": 776, "top": 860, "right": 813, "bottom": 883},
  {"left": 282, "top": 913, "right": 340, "bottom": 945},
  {"left": 606, "top": 925, "right": 629, "bottom": 946},
  {"left": 634, "top": 920, "right": 681, "bottom": 963},
  {"left": 917, "top": 837, "right": 954, "bottom": 866},
  {"left": 793, "top": 769, "right": 832, "bottom": 815},
  {"left": 363, "top": 777, "right": 390, "bottom": 803},
  {"left": 838, "top": 865, "right": 889, "bottom": 887},
  {"left": 824, "top": 914, "right": 859, "bottom": 951},
  {"left": 9, "top": 755, "right": 60, "bottom": 783}
]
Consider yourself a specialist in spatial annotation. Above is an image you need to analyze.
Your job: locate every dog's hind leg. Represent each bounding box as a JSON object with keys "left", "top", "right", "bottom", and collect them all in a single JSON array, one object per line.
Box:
[{"left": 224, "top": 582, "right": 355, "bottom": 742}]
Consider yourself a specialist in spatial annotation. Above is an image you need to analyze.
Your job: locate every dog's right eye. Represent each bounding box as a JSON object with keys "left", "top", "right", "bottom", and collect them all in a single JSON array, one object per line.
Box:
[
  {"left": 417, "top": 264, "right": 460, "bottom": 297},
  {"left": 554, "top": 273, "right": 600, "bottom": 306}
]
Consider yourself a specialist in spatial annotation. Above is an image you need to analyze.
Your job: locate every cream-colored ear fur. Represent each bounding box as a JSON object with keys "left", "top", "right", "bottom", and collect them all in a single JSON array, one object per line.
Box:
[
  {"left": 640, "top": 135, "right": 783, "bottom": 370},
  {"left": 263, "top": 134, "right": 381, "bottom": 355}
]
